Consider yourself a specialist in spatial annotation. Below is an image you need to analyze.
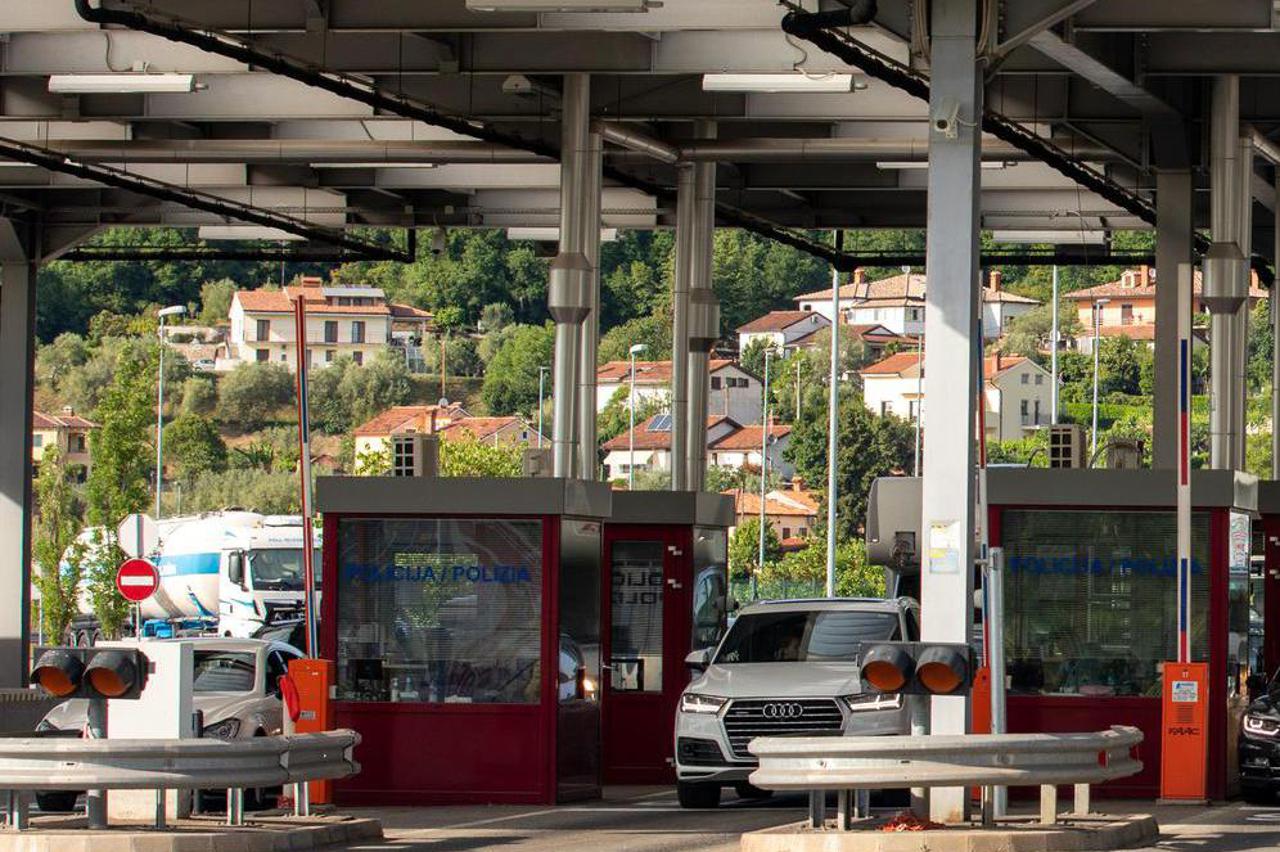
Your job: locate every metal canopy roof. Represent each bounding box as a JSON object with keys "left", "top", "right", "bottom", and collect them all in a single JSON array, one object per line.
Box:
[{"left": 3, "top": 0, "right": 1280, "bottom": 262}]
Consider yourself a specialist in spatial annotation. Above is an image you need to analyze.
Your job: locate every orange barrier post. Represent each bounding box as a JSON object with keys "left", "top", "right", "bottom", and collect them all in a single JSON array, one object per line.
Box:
[
  {"left": 289, "top": 658, "right": 336, "bottom": 804},
  {"left": 1160, "top": 661, "right": 1208, "bottom": 802}
]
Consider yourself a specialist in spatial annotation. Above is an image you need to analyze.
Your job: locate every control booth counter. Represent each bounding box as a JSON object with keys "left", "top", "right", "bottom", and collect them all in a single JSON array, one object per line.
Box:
[
  {"left": 602, "top": 491, "right": 733, "bottom": 784},
  {"left": 867, "top": 469, "right": 1258, "bottom": 800},
  {"left": 316, "top": 476, "right": 612, "bottom": 806}
]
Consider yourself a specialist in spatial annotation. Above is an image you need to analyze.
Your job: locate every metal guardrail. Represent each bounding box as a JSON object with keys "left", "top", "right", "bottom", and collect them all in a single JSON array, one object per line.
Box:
[
  {"left": 749, "top": 726, "right": 1143, "bottom": 830},
  {"left": 0, "top": 730, "right": 360, "bottom": 831}
]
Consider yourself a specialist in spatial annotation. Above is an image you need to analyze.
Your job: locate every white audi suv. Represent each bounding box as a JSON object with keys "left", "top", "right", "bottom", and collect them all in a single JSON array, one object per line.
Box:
[{"left": 673, "top": 596, "right": 919, "bottom": 808}]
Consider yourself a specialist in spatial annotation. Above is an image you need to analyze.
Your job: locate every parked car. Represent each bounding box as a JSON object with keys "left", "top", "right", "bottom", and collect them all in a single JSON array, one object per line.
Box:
[
  {"left": 34, "top": 637, "right": 304, "bottom": 813},
  {"left": 1240, "top": 669, "right": 1280, "bottom": 802},
  {"left": 673, "top": 597, "right": 919, "bottom": 809}
]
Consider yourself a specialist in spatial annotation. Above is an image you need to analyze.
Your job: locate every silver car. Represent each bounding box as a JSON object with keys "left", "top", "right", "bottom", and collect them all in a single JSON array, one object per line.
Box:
[
  {"left": 36, "top": 637, "right": 304, "bottom": 812},
  {"left": 673, "top": 597, "right": 919, "bottom": 809}
]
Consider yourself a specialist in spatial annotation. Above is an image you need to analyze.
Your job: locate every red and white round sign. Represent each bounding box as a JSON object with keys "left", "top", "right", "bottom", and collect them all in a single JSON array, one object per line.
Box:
[{"left": 115, "top": 558, "right": 160, "bottom": 602}]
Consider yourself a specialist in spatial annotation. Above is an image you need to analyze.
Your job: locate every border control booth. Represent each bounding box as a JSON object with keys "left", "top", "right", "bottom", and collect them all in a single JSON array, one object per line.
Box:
[
  {"left": 316, "top": 476, "right": 612, "bottom": 806},
  {"left": 601, "top": 491, "right": 733, "bottom": 784},
  {"left": 868, "top": 469, "right": 1257, "bottom": 800}
]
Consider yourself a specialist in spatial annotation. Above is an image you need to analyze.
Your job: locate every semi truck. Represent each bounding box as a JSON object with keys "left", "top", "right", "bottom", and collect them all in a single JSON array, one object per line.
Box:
[{"left": 68, "top": 511, "right": 320, "bottom": 645}]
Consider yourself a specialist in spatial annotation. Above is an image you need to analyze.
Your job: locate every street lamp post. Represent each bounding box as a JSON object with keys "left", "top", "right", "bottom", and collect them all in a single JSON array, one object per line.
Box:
[
  {"left": 1090, "top": 298, "right": 1111, "bottom": 462},
  {"left": 155, "top": 304, "right": 187, "bottom": 521},
  {"left": 537, "top": 365, "right": 550, "bottom": 448},
  {"left": 755, "top": 347, "right": 773, "bottom": 599},
  {"left": 628, "top": 343, "right": 648, "bottom": 488},
  {"left": 1050, "top": 266, "right": 1060, "bottom": 424}
]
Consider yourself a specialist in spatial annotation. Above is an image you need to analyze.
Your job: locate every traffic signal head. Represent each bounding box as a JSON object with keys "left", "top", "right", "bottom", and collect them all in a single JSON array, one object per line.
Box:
[
  {"left": 31, "top": 647, "right": 150, "bottom": 700},
  {"left": 858, "top": 642, "right": 973, "bottom": 696}
]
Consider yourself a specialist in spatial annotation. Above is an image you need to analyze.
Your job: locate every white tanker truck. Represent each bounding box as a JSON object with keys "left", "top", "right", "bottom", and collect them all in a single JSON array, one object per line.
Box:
[{"left": 68, "top": 511, "right": 320, "bottom": 644}]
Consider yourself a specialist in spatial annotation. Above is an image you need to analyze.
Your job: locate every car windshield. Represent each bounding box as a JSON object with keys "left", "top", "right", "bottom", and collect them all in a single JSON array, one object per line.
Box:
[
  {"left": 192, "top": 651, "right": 256, "bottom": 692},
  {"left": 247, "top": 548, "right": 322, "bottom": 591},
  {"left": 713, "top": 609, "right": 900, "bottom": 664}
]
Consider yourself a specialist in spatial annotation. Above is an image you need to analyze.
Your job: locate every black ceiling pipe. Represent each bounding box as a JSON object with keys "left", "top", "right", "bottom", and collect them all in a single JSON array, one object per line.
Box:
[{"left": 73, "top": 0, "right": 844, "bottom": 267}]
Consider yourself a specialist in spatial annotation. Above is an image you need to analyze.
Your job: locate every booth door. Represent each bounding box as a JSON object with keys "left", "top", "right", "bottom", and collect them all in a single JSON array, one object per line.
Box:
[{"left": 602, "top": 525, "right": 690, "bottom": 784}]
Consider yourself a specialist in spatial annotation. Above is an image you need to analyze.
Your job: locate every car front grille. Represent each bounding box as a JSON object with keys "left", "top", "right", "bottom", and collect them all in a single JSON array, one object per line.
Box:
[{"left": 722, "top": 698, "right": 844, "bottom": 760}]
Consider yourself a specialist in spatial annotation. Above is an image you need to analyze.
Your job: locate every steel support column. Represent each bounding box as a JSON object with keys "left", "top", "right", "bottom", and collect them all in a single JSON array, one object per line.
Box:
[
  {"left": 0, "top": 230, "right": 35, "bottom": 687},
  {"left": 1274, "top": 172, "right": 1280, "bottom": 480},
  {"left": 685, "top": 122, "right": 719, "bottom": 492},
  {"left": 549, "top": 74, "right": 592, "bottom": 479},
  {"left": 920, "top": 0, "right": 981, "bottom": 824},
  {"left": 576, "top": 129, "right": 603, "bottom": 480},
  {"left": 1205, "top": 76, "right": 1246, "bottom": 470},
  {"left": 670, "top": 166, "right": 695, "bottom": 492},
  {"left": 1234, "top": 135, "right": 1254, "bottom": 468},
  {"left": 1153, "top": 171, "right": 1193, "bottom": 469}
]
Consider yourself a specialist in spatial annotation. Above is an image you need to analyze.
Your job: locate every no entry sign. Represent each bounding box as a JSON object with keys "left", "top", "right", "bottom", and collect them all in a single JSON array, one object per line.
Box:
[{"left": 115, "top": 558, "right": 160, "bottom": 603}]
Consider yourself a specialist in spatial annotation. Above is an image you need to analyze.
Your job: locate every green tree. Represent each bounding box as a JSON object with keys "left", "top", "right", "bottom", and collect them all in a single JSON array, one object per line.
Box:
[
  {"left": 597, "top": 386, "right": 666, "bottom": 445},
  {"left": 218, "top": 362, "right": 295, "bottom": 431},
  {"left": 354, "top": 442, "right": 392, "bottom": 475},
  {"left": 440, "top": 438, "right": 523, "bottom": 477},
  {"left": 181, "top": 469, "right": 301, "bottom": 514},
  {"left": 163, "top": 413, "right": 229, "bottom": 481},
  {"left": 597, "top": 306, "right": 673, "bottom": 364},
  {"left": 197, "top": 278, "right": 238, "bottom": 325},
  {"left": 481, "top": 323, "right": 554, "bottom": 415},
  {"left": 1000, "top": 302, "right": 1081, "bottom": 364},
  {"left": 32, "top": 448, "right": 87, "bottom": 643},
  {"left": 1099, "top": 336, "right": 1143, "bottom": 396},
  {"left": 760, "top": 539, "right": 883, "bottom": 598},
  {"left": 180, "top": 375, "right": 218, "bottom": 417},
  {"left": 786, "top": 395, "right": 914, "bottom": 540},
  {"left": 729, "top": 517, "right": 781, "bottom": 580}
]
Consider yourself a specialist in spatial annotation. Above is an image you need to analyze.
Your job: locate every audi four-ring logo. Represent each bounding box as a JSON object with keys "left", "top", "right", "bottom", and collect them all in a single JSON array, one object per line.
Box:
[{"left": 761, "top": 702, "right": 804, "bottom": 719}]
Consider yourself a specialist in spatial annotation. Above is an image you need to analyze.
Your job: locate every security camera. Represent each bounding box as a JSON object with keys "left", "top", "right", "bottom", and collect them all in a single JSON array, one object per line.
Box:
[
  {"left": 430, "top": 226, "right": 447, "bottom": 256},
  {"left": 931, "top": 98, "right": 961, "bottom": 139}
]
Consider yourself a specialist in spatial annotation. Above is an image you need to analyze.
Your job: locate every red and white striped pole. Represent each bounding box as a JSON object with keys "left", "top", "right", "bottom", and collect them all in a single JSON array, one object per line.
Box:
[
  {"left": 292, "top": 292, "right": 319, "bottom": 658},
  {"left": 1176, "top": 262, "right": 1192, "bottom": 663}
]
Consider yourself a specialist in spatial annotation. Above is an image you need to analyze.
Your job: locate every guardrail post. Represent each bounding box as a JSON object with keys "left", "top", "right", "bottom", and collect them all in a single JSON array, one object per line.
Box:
[
  {"left": 836, "top": 790, "right": 851, "bottom": 830},
  {"left": 226, "top": 788, "right": 244, "bottom": 826},
  {"left": 979, "top": 786, "right": 994, "bottom": 827},
  {"left": 1040, "top": 784, "right": 1058, "bottom": 825},
  {"left": 5, "top": 790, "right": 27, "bottom": 831},
  {"left": 154, "top": 789, "right": 166, "bottom": 828},
  {"left": 1073, "top": 783, "right": 1090, "bottom": 816},
  {"left": 85, "top": 698, "right": 107, "bottom": 829},
  {"left": 808, "top": 790, "right": 826, "bottom": 829},
  {"left": 908, "top": 693, "right": 930, "bottom": 817}
]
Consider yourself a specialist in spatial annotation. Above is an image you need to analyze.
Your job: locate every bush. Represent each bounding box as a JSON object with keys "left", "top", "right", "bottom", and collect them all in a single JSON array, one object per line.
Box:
[
  {"left": 218, "top": 363, "right": 294, "bottom": 431},
  {"left": 310, "top": 352, "right": 415, "bottom": 435},
  {"left": 480, "top": 324, "right": 554, "bottom": 415},
  {"left": 179, "top": 468, "right": 301, "bottom": 514},
  {"left": 180, "top": 375, "right": 218, "bottom": 417}
]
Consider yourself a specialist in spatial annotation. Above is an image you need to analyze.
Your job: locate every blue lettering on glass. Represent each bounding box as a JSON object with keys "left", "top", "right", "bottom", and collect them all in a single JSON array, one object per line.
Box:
[
  {"left": 1007, "top": 555, "right": 1204, "bottom": 577},
  {"left": 342, "top": 563, "right": 533, "bottom": 584}
]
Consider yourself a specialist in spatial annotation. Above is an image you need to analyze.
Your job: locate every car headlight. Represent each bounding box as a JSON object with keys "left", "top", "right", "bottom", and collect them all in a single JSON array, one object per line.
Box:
[
  {"left": 679, "top": 693, "right": 727, "bottom": 715},
  {"left": 1244, "top": 713, "right": 1280, "bottom": 738},
  {"left": 202, "top": 719, "right": 241, "bottom": 740},
  {"left": 840, "top": 693, "right": 904, "bottom": 713}
]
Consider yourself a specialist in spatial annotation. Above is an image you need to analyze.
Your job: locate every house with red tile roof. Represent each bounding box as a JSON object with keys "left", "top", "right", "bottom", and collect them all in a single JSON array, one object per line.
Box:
[
  {"left": 600, "top": 414, "right": 738, "bottom": 481},
  {"left": 228, "top": 276, "right": 434, "bottom": 371},
  {"left": 1065, "top": 265, "right": 1265, "bottom": 352},
  {"left": 596, "top": 359, "right": 764, "bottom": 424},
  {"left": 736, "top": 310, "right": 830, "bottom": 352},
  {"left": 860, "top": 351, "right": 1053, "bottom": 441},
  {"left": 32, "top": 407, "right": 98, "bottom": 480},
  {"left": 725, "top": 480, "right": 821, "bottom": 544},
  {"left": 352, "top": 404, "right": 544, "bottom": 471},
  {"left": 795, "top": 268, "right": 1039, "bottom": 339}
]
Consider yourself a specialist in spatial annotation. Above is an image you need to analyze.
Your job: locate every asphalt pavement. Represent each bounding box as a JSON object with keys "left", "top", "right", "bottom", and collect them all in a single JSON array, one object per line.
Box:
[{"left": 334, "top": 787, "right": 1280, "bottom": 852}]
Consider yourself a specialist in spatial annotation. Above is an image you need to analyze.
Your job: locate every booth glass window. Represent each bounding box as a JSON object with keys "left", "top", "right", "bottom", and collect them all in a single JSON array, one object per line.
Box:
[
  {"left": 692, "top": 527, "right": 729, "bottom": 650},
  {"left": 609, "top": 540, "right": 664, "bottom": 692},
  {"left": 335, "top": 517, "right": 543, "bottom": 704},
  {"left": 1002, "top": 509, "right": 1210, "bottom": 698}
]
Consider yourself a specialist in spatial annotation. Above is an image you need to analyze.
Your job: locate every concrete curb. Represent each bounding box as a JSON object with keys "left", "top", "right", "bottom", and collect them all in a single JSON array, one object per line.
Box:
[
  {"left": 741, "top": 813, "right": 1159, "bottom": 852},
  {"left": 0, "top": 814, "right": 383, "bottom": 852}
]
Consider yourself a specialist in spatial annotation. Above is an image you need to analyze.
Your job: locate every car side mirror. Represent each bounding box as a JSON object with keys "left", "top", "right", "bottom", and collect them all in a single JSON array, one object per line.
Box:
[
  {"left": 685, "top": 649, "right": 712, "bottom": 672},
  {"left": 227, "top": 552, "right": 246, "bottom": 590}
]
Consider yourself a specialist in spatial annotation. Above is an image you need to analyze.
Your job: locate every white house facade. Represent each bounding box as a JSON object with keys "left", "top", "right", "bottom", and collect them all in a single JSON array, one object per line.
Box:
[
  {"left": 736, "top": 310, "right": 830, "bottom": 353},
  {"left": 596, "top": 359, "right": 764, "bottom": 424}
]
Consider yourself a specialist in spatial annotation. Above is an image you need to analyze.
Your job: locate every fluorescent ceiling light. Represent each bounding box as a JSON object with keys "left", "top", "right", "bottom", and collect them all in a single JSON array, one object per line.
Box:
[
  {"left": 309, "top": 162, "right": 438, "bottom": 169},
  {"left": 991, "top": 230, "right": 1106, "bottom": 246},
  {"left": 467, "top": 0, "right": 652, "bottom": 11},
  {"left": 48, "top": 74, "right": 199, "bottom": 94},
  {"left": 876, "top": 161, "right": 1011, "bottom": 170},
  {"left": 702, "top": 73, "right": 857, "bottom": 94},
  {"left": 198, "top": 225, "right": 306, "bottom": 242},
  {"left": 507, "top": 227, "right": 619, "bottom": 242}
]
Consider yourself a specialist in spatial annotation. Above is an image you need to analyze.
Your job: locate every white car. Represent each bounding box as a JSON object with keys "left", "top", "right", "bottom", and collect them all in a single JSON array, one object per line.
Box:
[
  {"left": 36, "top": 637, "right": 304, "bottom": 812},
  {"left": 673, "top": 597, "right": 919, "bottom": 809}
]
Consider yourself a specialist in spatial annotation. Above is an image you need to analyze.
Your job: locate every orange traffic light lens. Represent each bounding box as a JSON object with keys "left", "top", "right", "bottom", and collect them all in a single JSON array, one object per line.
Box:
[
  {"left": 31, "top": 650, "right": 83, "bottom": 697},
  {"left": 863, "top": 660, "right": 907, "bottom": 692},
  {"left": 33, "top": 666, "right": 77, "bottom": 697},
  {"left": 918, "top": 662, "right": 963, "bottom": 694},
  {"left": 87, "top": 667, "right": 129, "bottom": 697},
  {"left": 85, "top": 651, "right": 138, "bottom": 698}
]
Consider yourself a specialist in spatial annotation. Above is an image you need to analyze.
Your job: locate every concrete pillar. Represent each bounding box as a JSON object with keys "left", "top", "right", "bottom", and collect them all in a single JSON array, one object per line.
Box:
[
  {"left": 0, "top": 253, "right": 36, "bottom": 687},
  {"left": 549, "top": 74, "right": 592, "bottom": 478},
  {"left": 1204, "top": 75, "right": 1247, "bottom": 470},
  {"left": 920, "top": 0, "right": 981, "bottom": 824},
  {"left": 685, "top": 122, "right": 718, "bottom": 491},
  {"left": 670, "top": 166, "right": 695, "bottom": 491},
  {"left": 1234, "top": 135, "right": 1254, "bottom": 468},
  {"left": 1153, "top": 171, "right": 1193, "bottom": 469},
  {"left": 576, "top": 129, "right": 603, "bottom": 479}
]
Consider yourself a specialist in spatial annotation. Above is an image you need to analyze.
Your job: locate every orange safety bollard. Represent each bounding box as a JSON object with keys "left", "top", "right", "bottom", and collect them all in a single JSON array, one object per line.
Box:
[
  {"left": 289, "top": 658, "right": 336, "bottom": 804},
  {"left": 1160, "top": 661, "right": 1208, "bottom": 802}
]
